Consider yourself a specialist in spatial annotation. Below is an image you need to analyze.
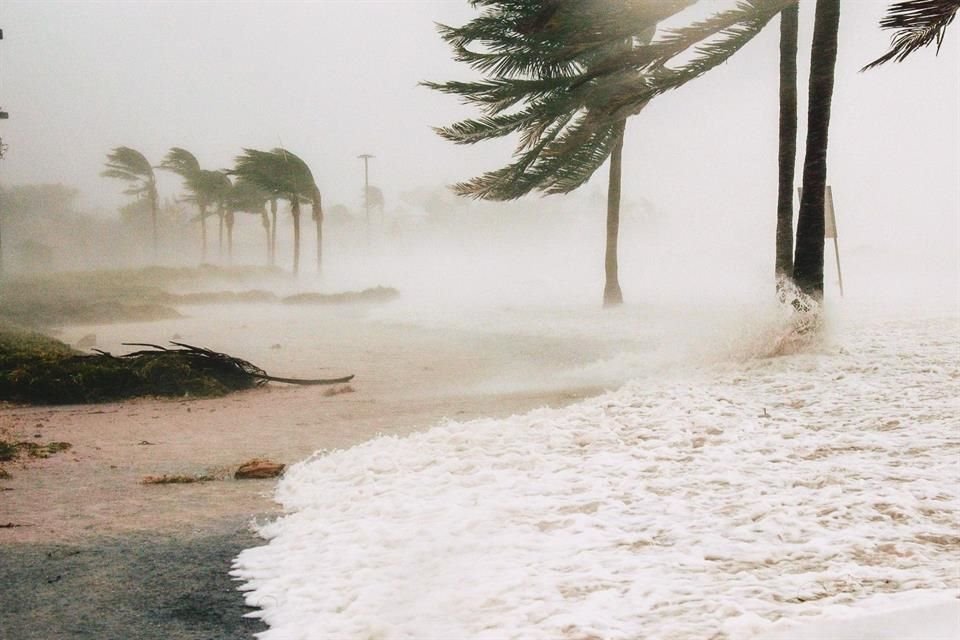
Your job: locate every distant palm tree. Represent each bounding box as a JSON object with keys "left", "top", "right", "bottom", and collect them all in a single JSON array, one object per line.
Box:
[
  {"left": 228, "top": 178, "right": 273, "bottom": 265},
  {"left": 205, "top": 170, "right": 234, "bottom": 262},
  {"left": 158, "top": 148, "right": 216, "bottom": 262},
  {"left": 231, "top": 148, "right": 322, "bottom": 275},
  {"left": 102, "top": 147, "right": 159, "bottom": 256}
]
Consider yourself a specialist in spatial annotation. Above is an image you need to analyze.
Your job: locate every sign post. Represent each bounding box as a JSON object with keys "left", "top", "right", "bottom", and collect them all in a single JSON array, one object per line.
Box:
[{"left": 798, "top": 185, "right": 844, "bottom": 297}]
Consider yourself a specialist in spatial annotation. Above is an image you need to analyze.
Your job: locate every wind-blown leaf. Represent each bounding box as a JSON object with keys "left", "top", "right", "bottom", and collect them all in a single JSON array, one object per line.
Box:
[{"left": 862, "top": 0, "right": 959, "bottom": 70}]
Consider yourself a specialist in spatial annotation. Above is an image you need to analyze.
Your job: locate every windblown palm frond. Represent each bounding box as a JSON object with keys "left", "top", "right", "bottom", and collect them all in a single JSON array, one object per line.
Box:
[
  {"left": 228, "top": 178, "right": 271, "bottom": 214},
  {"left": 102, "top": 147, "right": 157, "bottom": 198},
  {"left": 230, "top": 149, "right": 319, "bottom": 205},
  {"left": 862, "top": 0, "right": 959, "bottom": 70},
  {"left": 429, "top": 0, "right": 794, "bottom": 200},
  {"left": 158, "top": 147, "right": 201, "bottom": 177}
]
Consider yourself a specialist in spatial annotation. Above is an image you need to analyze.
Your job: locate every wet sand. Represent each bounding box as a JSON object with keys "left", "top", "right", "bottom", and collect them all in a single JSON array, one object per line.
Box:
[{"left": 0, "top": 303, "right": 615, "bottom": 639}]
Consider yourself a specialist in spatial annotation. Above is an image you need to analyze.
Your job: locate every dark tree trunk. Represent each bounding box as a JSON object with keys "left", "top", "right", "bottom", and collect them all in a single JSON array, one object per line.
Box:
[
  {"left": 776, "top": 5, "right": 798, "bottom": 281},
  {"left": 603, "top": 121, "right": 626, "bottom": 307},
  {"left": 218, "top": 209, "right": 224, "bottom": 260},
  {"left": 225, "top": 210, "right": 235, "bottom": 263},
  {"left": 291, "top": 199, "right": 301, "bottom": 275},
  {"left": 149, "top": 184, "right": 159, "bottom": 260},
  {"left": 794, "top": 0, "right": 840, "bottom": 300},
  {"left": 261, "top": 208, "right": 271, "bottom": 266},
  {"left": 200, "top": 205, "right": 208, "bottom": 263},
  {"left": 270, "top": 198, "right": 278, "bottom": 267},
  {"left": 313, "top": 189, "right": 323, "bottom": 275}
]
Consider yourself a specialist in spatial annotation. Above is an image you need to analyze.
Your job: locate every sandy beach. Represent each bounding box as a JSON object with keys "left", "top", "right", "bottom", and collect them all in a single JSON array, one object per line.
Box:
[{"left": 0, "top": 302, "right": 613, "bottom": 639}]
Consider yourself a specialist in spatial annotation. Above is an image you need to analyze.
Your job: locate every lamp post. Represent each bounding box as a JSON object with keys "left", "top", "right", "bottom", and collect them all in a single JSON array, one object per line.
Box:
[
  {"left": 357, "top": 153, "right": 374, "bottom": 234},
  {"left": 0, "top": 28, "right": 8, "bottom": 279}
]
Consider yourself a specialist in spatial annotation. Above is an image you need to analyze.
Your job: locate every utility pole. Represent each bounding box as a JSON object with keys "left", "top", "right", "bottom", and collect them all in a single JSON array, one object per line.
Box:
[
  {"left": 0, "top": 28, "right": 9, "bottom": 280},
  {"left": 357, "top": 153, "right": 374, "bottom": 234}
]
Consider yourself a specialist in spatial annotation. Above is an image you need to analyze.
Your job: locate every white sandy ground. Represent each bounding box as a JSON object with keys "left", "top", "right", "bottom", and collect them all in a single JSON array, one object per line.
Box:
[{"left": 232, "top": 311, "right": 960, "bottom": 639}]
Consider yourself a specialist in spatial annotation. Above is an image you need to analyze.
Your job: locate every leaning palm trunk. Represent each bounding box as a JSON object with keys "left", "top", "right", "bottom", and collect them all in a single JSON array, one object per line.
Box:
[
  {"left": 603, "top": 121, "right": 627, "bottom": 307},
  {"left": 793, "top": 0, "right": 840, "bottom": 300},
  {"left": 269, "top": 198, "right": 278, "bottom": 267},
  {"left": 218, "top": 210, "right": 225, "bottom": 261},
  {"left": 225, "top": 210, "right": 235, "bottom": 263},
  {"left": 291, "top": 199, "right": 302, "bottom": 275},
  {"left": 313, "top": 188, "right": 323, "bottom": 275},
  {"left": 776, "top": 5, "right": 799, "bottom": 282},
  {"left": 200, "top": 206, "right": 208, "bottom": 262},
  {"left": 260, "top": 208, "right": 271, "bottom": 265},
  {"left": 149, "top": 184, "right": 159, "bottom": 259}
]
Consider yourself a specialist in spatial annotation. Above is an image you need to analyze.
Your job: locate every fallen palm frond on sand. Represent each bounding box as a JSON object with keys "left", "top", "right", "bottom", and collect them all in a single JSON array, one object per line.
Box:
[{"left": 0, "top": 329, "right": 353, "bottom": 405}]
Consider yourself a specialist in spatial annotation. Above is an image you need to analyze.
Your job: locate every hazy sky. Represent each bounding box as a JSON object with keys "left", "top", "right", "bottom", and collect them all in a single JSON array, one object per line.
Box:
[{"left": 1, "top": 0, "right": 957, "bottom": 249}]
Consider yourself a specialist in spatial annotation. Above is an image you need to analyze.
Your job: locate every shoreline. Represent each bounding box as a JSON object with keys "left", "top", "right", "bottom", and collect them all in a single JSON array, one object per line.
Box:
[{"left": 0, "top": 306, "right": 614, "bottom": 638}]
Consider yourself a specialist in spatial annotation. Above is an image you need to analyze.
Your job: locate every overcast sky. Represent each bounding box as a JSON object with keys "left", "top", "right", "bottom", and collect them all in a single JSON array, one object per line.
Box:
[{"left": 1, "top": 0, "right": 957, "bottom": 250}]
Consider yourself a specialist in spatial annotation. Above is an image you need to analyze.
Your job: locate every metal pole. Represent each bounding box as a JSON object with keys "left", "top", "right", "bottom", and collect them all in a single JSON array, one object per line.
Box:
[{"left": 358, "top": 154, "right": 374, "bottom": 236}]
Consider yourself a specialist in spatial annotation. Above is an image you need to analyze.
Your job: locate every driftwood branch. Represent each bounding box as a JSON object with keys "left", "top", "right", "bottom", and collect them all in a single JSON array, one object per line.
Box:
[{"left": 120, "top": 341, "right": 354, "bottom": 386}]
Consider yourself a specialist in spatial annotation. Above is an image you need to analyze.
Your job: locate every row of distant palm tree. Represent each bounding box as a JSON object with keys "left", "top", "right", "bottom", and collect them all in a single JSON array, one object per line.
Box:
[{"left": 101, "top": 147, "right": 324, "bottom": 274}]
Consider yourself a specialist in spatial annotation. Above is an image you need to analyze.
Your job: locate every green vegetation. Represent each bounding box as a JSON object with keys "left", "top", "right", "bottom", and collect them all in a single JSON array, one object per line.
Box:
[
  {"left": 0, "top": 265, "right": 288, "bottom": 328},
  {"left": 0, "top": 326, "right": 262, "bottom": 405}
]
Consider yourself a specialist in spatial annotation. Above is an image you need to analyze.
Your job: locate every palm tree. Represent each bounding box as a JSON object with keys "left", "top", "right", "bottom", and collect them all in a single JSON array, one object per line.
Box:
[
  {"left": 102, "top": 147, "right": 159, "bottom": 257},
  {"left": 228, "top": 178, "right": 274, "bottom": 265},
  {"left": 793, "top": 0, "right": 841, "bottom": 299},
  {"left": 776, "top": 5, "right": 799, "bottom": 284},
  {"left": 863, "top": 0, "right": 959, "bottom": 70},
  {"left": 231, "top": 148, "right": 322, "bottom": 275},
  {"left": 205, "top": 170, "right": 234, "bottom": 262},
  {"left": 275, "top": 149, "right": 324, "bottom": 274},
  {"left": 428, "top": 0, "right": 793, "bottom": 306},
  {"left": 158, "top": 148, "right": 217, "bottom": 262}
]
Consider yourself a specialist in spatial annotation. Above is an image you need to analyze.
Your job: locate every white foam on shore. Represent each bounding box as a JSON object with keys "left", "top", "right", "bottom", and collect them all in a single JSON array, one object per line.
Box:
[{"left": 233, "top": 312, "right": 960, "bottom": 639}]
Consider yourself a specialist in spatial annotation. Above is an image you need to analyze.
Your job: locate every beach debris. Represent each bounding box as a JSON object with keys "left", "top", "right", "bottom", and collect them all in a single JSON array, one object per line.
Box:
[
  {"left": 0, "top": 468, "right": 11, "bottom": 480},
  {"left": 323, "top": 384, "right": 355, "bottom": 397},
  {"left": 235, "top": 459, "right": 285, "bottom": 480},
  {"left": 0, "top": 440, "right": 72, "bottom": 461},
  {"left": 1, "top": 333, "right": 354, "bottom": 405},
  {"left": 140, "top": 473, "right": 217, "bottom": 485}
]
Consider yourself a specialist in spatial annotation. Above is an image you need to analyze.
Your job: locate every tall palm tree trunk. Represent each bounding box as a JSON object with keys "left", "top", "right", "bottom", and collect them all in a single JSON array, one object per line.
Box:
[
  {"left": 149, "top": 186, "right": 159, "bottom": 260},
  {"left": 793, "top": 0, "right": 840, "bottom": 300},
  {"left": 200, "top": 206, "right": 208, "bottom": 262},
  {"left": 218, "top": 211, "right": 224, "bottom": 261},
  {"left": 270, "top": 199, "right": 278, "bottom": 267},
  {"left": 225, "top": 210, "right": 235, "bottom": 264},
  {"left": 261, "top": 209, "right": 271, "bottom": 266},
  {"left": 776, "top": 5, "right": 799, "bottom": 282},
  {"left": 603, "top": 121, "right": 626, "bottom": 307},
  {"left": 313, "top": 189, "right": 323, "bottom": 275},
  {"left": 291, "top": 199, "right": 301, "bottom": 275}
]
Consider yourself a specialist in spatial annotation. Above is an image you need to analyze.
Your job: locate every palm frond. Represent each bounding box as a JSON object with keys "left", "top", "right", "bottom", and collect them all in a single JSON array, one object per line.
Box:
[
  {"left": 862, "top": 0, "right": 959, "bottom": 70},
  {"left": 158, "top": 147, "right": 201, "bottom": 177},
  {"left": 103, "top": 147, "right": 154, "bottom": 180}
]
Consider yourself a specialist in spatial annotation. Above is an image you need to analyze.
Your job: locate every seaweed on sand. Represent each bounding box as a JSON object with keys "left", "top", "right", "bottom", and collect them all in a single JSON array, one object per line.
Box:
[{"left": 0, "top": 333, "right": 354, "bottom": 405}]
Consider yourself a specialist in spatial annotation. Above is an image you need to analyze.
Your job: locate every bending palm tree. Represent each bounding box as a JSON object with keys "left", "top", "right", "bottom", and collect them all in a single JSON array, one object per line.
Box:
[
  {"left": 231, "top": 148, "right": 322, "bottom": 275},
  {"left": 158, "top": 148, "right": 217, "bottom": 262},
  {"left": 228, "top": 178, "right": 274, "bottom": 265},
  {"left": 428, "top": 0, "right": 792, "bottom": 306},
  {"left": 102, "top": 147, "right": 160, "bottom": 257}
]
